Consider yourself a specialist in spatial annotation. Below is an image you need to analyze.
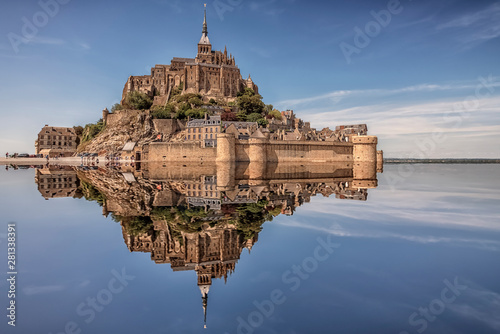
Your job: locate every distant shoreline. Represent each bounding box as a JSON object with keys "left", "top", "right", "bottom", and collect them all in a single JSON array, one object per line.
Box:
[{"left": 384, "top": 158, "right": 500, "bottom": 164}]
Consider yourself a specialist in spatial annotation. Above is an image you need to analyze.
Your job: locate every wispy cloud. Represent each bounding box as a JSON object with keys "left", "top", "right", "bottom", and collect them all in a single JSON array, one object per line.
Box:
[
  {"left": 436, "top": 2, "right": 500, "bottom": 49},
  {"left": 277, "top": 78, "right": 500, "bottom": 107},
  {"left": 274, "top": 75, "right": 500, "bottom": 158},
  {"left": 28, "top": 36, "right": 66, "bottom": 46},
  {"left": 23, "top": 285, "right": 66, "bottom": 295},
  {"left": 448, "top": 283, "right": 500, "bottom": 331}
]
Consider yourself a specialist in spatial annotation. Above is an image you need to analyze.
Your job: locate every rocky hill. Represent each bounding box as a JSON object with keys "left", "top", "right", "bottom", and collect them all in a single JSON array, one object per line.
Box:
[{"left": 78, "top": 110, "right": 157, "bottom": 155}]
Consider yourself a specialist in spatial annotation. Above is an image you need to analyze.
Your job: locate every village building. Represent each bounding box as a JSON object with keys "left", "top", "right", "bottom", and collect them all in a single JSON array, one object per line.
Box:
[{"left": 35, "top": 125, "right": 78, "bottom": 157}]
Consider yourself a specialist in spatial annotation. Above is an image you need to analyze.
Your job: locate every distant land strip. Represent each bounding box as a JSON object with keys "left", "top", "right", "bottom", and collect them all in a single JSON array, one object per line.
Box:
[{"left": 384, "top": 158, "right": 500, "bottom": 164}]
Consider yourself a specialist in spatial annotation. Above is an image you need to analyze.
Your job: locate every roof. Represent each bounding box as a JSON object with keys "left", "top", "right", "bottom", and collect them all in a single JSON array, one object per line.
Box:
[
  {"left": 222, "top": 121, "right": 258, "bottom": 129},
  {"left": 199, "top": 34, "right": 210, "bottom": 45},
  {"left": 172, "top": 57, "right": 196, "bottom": 63},
  {"left": 122, "top": 142, "right": 136, "bottom": 151},
  {"left": 40, "top": 126, "right": 76, "bottom": 135},
  {"left": 187, "top": 115, "right": 221, "bottom": 127}
]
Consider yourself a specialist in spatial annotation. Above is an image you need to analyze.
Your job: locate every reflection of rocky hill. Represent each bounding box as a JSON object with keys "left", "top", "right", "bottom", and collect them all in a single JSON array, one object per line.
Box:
[{"left": 34, "top": 161, "right": 378, "bottom": 327}]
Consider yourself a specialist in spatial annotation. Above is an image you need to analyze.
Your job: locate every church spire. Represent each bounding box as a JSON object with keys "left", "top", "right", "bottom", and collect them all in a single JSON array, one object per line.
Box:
[
  {"left": 202, "top": 4, "right": 208, "bottom": 35},
  {"left": 199, "top": 4, "right": 211, "bottom": 45}
]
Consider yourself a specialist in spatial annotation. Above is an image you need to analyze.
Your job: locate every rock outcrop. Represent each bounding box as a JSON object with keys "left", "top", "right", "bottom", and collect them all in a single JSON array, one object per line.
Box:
[{"left": 79, "top": 110, "right": 157, "bottom": 154}]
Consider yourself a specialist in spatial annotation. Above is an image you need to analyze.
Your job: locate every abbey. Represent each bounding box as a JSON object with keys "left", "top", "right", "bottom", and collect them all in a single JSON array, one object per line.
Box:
[{"left": 121, "top": 5, "right": 258, "bottom": 105}]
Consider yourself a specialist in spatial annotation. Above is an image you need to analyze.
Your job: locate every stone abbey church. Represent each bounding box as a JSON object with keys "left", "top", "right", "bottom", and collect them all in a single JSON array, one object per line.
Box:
[{"left": 121, "top": 6, "right": 259, "bottom": 105}]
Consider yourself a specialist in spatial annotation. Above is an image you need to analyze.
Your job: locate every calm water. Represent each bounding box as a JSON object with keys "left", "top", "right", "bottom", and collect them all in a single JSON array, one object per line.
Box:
[{"left": 0, "top": 164, "right": 499, "bottom": 334}]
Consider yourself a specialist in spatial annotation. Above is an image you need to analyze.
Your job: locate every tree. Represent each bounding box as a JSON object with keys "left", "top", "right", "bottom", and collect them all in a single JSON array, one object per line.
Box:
[
  {"left": 188, "top": 96, "right": 203, "bottom": 108},
  {"left": 268, "top": 109, "right": 282, "bottom": 120},
  {"left": 221, "top": 112, "right": 237, "bottom": 121},
  {"left": 247, "top": 113, "right": 263, "bottom": 122},
  {"left": 257, "top": 118, "right": 269, "bottom": 127},
  {"left": 209, "top": 98, "right": 217, "bottom": 105},
  {"left": 81, "top": 119, "right": 105, "bottom": 143},
  {"left": 236, "top": 88, "right": 265, "bottom": 116},
  {"left": 73, "top": 125, "right": 84, "bottom": 137},
  {"left": 151, "top": 104, "right": 175, "bottom": 119},
  {"left": 111, "top": 103, "right": 124, "bottom": 113},
  {"left": 123, "top": 91, "right": 153, "bottom": 110},
  {"left": 186, "top": 108, "right": 206, "bottom": 119}
]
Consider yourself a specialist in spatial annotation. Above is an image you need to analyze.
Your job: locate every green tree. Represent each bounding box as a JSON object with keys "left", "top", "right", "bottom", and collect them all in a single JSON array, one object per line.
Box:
[
  {"left": 111, "top": 103, "right": 124, "bottom": 113},
  {"left": 247, "top": 113, "right": 263, "bottom": 122},
  {"left": 188, "top": 96, "right": 203, "bottom": 107},
  {"left": 73, "top": 125, "right": 84, "bottom": 137},
  {"left": 81, "top": 119, "right": 105, "bottom": 143},
  {"left": 123, "top": 91, "right": 153, "bottom": 110},
  {"left": 268, "top": 109, "right": 282, "bottom": 120},
  {"left": 236, "top": 88, "right": 265, "bottom": 116},
  {"left": 186, "top": 108, "right": 206, "bottom": 119},
  {"left": 151, "top": 104, "right": 175, "bottom": 119}
]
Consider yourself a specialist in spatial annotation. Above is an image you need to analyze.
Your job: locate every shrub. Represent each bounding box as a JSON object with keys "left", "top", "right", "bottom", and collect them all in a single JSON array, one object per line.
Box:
[
  {"left": 111, "top": 103, "right": 124, "bottom": 113},
  {"left": 123, "top": 91, "right": 153, "bottom": 110},
  {"left": 81, "top": 119, "right": 105, "bottom": 143},
  {"left": 151, "top": 104, "right": 175, "bottom": 119}
]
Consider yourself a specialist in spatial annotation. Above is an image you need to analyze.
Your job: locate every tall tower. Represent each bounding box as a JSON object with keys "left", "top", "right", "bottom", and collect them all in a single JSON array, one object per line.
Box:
[{"left": 197, "top": 4, "right": 212, "bottom": 60}]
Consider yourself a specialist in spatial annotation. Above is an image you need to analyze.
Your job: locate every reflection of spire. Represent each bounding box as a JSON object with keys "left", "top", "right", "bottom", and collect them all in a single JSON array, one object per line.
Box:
[{"left": 199, "top": 285, "right": 210, "bottom": 329}]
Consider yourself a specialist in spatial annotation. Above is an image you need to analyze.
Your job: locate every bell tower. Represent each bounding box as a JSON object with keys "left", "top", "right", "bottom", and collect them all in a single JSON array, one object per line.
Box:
[{"left": 197, "top": 4, "right": 212, "bottom": 62}]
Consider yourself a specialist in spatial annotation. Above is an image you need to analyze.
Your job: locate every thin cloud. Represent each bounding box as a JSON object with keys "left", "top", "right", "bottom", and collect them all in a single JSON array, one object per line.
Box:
[
  {"left": 23, "top": 285, "right": 66, "bottom": 295},
  {"left": 29, "top": 36, "right": 66, "bottom": 45},
  {"left": 277, "top": 79, "right": 500, "bottom": 107},
  {"left": 436, "top": 3, "right": 500, "bottom": 49}
]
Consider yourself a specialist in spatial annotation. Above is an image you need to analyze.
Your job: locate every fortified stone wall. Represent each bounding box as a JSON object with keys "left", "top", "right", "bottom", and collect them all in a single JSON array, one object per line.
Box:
[
  {"left": 149, "top": 142, "right": 216, "bottom": 163},
  {"left": 152, "top": 119, "right": 186, "bottom": 135}
]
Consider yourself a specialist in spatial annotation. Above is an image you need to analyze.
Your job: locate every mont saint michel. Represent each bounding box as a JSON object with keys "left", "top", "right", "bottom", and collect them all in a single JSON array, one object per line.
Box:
[{"left": 31, "top": 5, "right": 383, "bottom": 189}]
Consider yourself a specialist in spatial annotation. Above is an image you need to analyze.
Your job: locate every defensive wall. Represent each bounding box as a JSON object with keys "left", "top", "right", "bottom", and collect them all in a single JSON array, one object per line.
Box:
[{"left": 147, "top": 134, "right": 379, "bottom": 165}]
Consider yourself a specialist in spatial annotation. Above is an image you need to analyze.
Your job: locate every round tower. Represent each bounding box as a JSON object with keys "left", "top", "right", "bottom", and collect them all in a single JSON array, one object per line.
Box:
[
  {"left": 352, "top": 136, "right": 378, "bottom": 188},
  {"left": 216, "top": 133, "right": 235, "bottom": 162},
  {"left": 102, "top": 108, "right": 109, "bottom": 125}
]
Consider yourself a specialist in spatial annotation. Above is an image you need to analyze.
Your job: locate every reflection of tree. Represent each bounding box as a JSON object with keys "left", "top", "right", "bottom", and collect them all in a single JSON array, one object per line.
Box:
[
  {"left": 151, "top": 206, "right": 208, "bottom": 233},
  {"left": 123, "top": 216, "right": 154, "bottom": 236},
  {"left": 80, "top": 180, "right": 106, "bottom": 207},
  {"left": 233, "top": 200, "right": 273, "bottom": 239}
]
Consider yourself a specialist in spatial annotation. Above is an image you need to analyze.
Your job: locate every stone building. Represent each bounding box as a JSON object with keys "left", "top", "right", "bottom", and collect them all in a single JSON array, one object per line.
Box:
[
  {"left": 121, "top": 5, "right": 258, "bottom": 105},
  {"left": 35, "top": 125, "right": 78, "bottom": 157},
  {"left": 186, "top": 115, "right": 221, "bottom": 147}
]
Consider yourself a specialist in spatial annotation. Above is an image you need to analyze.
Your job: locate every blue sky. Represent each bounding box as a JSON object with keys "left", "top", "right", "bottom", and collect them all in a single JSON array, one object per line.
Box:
[{"left": 0, "top": 0, "right": 499, "bottom": 157}]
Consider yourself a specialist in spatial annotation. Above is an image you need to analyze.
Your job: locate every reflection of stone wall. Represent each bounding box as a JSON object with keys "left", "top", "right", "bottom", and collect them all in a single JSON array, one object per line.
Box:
[{"left": 149, "top": 142, "right": 217, "bottom": 163}]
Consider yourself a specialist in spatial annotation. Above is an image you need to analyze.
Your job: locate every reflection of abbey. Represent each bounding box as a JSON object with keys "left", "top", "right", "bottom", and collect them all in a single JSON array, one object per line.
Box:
[
  {"left": 34, "top": 160, "right": 380, "bottom": 327},
  {"left": 121, "top": 5, "right": 258, "bottom": 105}
]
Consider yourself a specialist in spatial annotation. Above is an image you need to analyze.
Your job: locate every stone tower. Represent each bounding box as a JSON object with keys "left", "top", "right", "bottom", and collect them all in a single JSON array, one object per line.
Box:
[{"left": 197, "top": 4, "right": 212, "bottom": 63}]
